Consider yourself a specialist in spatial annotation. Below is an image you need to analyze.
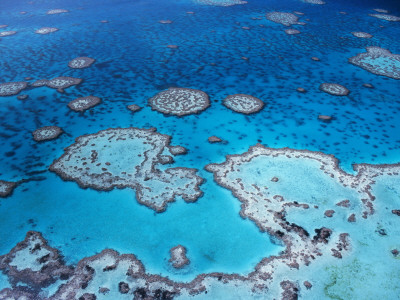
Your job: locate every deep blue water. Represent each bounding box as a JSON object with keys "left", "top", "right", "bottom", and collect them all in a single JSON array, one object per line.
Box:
[{"left": 0, "top": 0, "right": 400, "bottom": 298}]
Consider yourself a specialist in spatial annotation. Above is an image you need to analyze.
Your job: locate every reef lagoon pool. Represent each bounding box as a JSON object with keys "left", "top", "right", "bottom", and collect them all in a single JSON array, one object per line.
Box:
[{"left": 0, "top": 0, "right": 399, "bottom": 299}]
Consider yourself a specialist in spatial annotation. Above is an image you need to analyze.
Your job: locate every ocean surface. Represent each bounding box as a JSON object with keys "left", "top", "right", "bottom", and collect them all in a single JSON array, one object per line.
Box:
[{"left": 0, "top": 0, "right": 399, "bottom": 299}]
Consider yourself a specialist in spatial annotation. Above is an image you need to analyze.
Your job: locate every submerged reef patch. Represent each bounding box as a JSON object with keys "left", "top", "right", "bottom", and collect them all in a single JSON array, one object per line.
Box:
[
  {"left": 193, "top": 0, "right": 247, "bottom": 6},
  {"left": 35, "top": 27, "right": 59, "bottom": 35},
  {"left": 349, "top": 47, "right": 400, "bottom": 80},
  {"left": 351, "top": 32, "right": 372, "bottom": 38},
  {"left": 32, "top": 126, "right": 63, "bottom": 142},
  {"left": 319, "top": 83, "right": 350, "bottom": 96},
  {"left": 68, "top": 96, "right": 101, "bottom": 112},
  {"left": 0, "top": 31, "right": 17, "bottom": 37},
  {"left": 68, "top": 57, "right": 96, "bottom": 69},
  {"left": 47, "top": 9, "right": 69, "bottom": 15},
  {"left": 0, "top": 180, "right": 17, "bottom": 198},
  {"left": 301, "top": 0, "right": 325, "bottom": 4},
  {"left": 0, "top": 82, "right": 28, "bottom": 97},
  {"left": 169, "top": 245, "right": 190, "bottom": 269},
  {"left": 149, "top": 88, "right": 210, "bottom": 116},
  {"left": 266, "top": 12, "right": 302, "bottom": 26},
  {"left": 285, "top": 29, "right": 301, "bottom": 35},
  {"left": 49, "top": 128, "right": 204, "bottom": 212},
  {"left": 369, "top": 13, "right": 400, "bottom": 21},
  {"left": 223, "top": 94, "right": 264, "bottom": 114},
  {"left": 127, "top": 104, "right": 142, "bottom": 112}
]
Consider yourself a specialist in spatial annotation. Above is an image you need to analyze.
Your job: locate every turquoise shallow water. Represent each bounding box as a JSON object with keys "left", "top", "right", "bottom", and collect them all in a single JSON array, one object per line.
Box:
[{"left": 0, "top": 0, "right": 400, "bottom": 298}]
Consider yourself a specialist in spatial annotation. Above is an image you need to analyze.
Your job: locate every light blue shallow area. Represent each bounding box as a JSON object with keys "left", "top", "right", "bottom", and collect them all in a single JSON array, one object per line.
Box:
[
  {"left": 0, "top": 0, "right": 400, "bottom": 296},
  {"left": 0, "top": 171, "right": 282, "bottom": 282}
]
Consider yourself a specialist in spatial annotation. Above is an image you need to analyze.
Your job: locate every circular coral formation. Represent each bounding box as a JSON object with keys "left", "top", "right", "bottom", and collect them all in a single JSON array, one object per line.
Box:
[
  {"left": 35, "top": 27, "right": 59, "bottom": 34},
  {"left": 47, "top": 9, "right": 69, "bottom": 15},
  {"left": 0, "top": 82, "right": 28, "bottom": 96},
  {"left": 0, "top": 180, "right": 17, "bottom": 198},
  {"left": 319, "top": 83, "right": 350, "bottom": 96},
  {"left": 351, "top": 32, "right": 372, "bottom": 38},
  {"left": 285, "top": 29, "right": 301, "bottom": 35},
  {"left": 169, "top": 245, "right": 190, "bottom": 269},
  {"left": 369, "top": 13, "right": 400, "bottom": 21},
  {"left": 32, "top": 126, "right": 63, "bottom": 142},
  {"left": 68, "top": 96, "right": 101, "bottom": 112},
  {"left": 127, "top": 104, "right": 142, "bottom": 112},
  {"left": 266, "top": 12, "right": 301, "bottom": 26},
  {"left": 68, "top": 57, "right": 96, "bottom": 69},
  {"left": 49, "top": 128, "right": 204, "bottom": 212},
  {"left": 223, "top": 94, "right": 264, "bottom": 114},
  {"left": 148, "top": 88, "right": 210, "bottom": 116},
  {"left": 349, "top": 47, "right": 400, "bottom": 80}
]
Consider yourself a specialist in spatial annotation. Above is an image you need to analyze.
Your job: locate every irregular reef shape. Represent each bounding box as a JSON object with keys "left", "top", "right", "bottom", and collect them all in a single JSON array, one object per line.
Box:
[
  {"left": 266, "top": 12, "right": 301, "bottom": 26},
  {"left": 0, "top": 82, "right": 28, "bottom": 96},
  {"left": 149, "top": 88, "right": 210, "bottom": 116},
  {"left": 351, "top": 31, "right": 372, "bottom": 38},
  {"left": 369, "top": 13, "right": 400, "bottom": 21},
  {"left": 47, "top": 9, "right": 69, "bottom": 15},
  {"left": 169, "top": 245, "right": 190, "bottom": 269},
  {"left": 1, "top": 149, "right": 400, "bottom": 298},
  {"left": 35, "top": 27, "right": 59, "bottom": 34},
  {"left": 68, "top": 57, "right": 96, "bottom": 69},
  {"left": 127, "top": 104, "right": 142, "bottom": 112},
  {"left": 223, "top": 94, "right": 264, "bottom": 114},
  {"left": 49, "top": 128, "right": 204, "bottom": 212},
  {"left": 0, "top": 31, "right": 17, "bottom": 37},
  {"left": 0, "top": 180, "right": 17, "bottom": 198},
  {"left": 348, "top": 47, "right": 400, "bottom": 80},
  {"left": 0, "top": 231, "right": 73, "bottom": 288},
  {"left": 45, "top": 77, "right": 82, "bottom": 93},
  {"left": 68, "top": 96, "right": 101, "bottom": 112},
  {"left": 319, "top": 83, "right": 350, "bottom": 96},
  {"left": 32, "top": 126, "right": 63, "bottom": 142}
]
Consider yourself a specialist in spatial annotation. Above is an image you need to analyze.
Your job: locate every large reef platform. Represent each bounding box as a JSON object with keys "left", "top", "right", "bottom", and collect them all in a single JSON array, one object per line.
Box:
[
  {"left": 2, "top": 146, "right": 399, "bottom": 299},
  {"left": 49, "top": 127, "right": 204, "bottom": 212}
]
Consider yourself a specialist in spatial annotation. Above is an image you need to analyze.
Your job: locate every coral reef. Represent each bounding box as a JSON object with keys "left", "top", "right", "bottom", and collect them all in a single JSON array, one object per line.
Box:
[
  {"left": 49, "top": 128, "right": 204, "bottom": 212},
  {"left": 35, "top": 27, "right": 59, "bottom": 34},
  {"left": 68, "top": 96, "right": 101, "bottom": 112},
  {"left": 169, "top": 245, "right": 190, "bottom": 269},
  {"left": 0, "top": 180, "right": 17, "bottom": 198},
  {"left": 0, "top": 82, "right": 28, "bottom": 96},
  {"left": 349, "top": 47, "right": 400, "bottom": 80},
  {"left": 223, "top": 94, "right": 264, "bottom": 114},
  {"left": 319, "top": 83, "right": 350, "bottom": 96},
  {"left": 68, "top": 57, "right": 96, "bottom": 69},
  {"left": 149, "top": 88, "right": 210, "bottom": 116},
  {"left": 32, "top": 126, "right": 63, "bottom": 142}
]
